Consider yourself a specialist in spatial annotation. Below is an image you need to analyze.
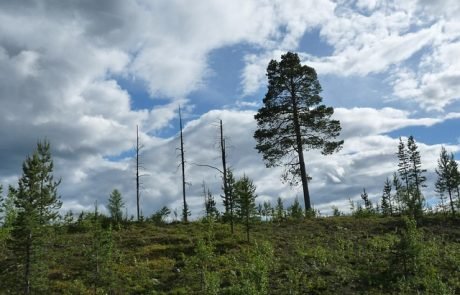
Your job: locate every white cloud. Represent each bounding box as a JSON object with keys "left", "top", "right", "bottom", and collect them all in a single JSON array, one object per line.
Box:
[
  {"left": 240, "top": 0, "right": 429, "bottom": 94},
  {"left": 126, "top": 0, "right": 335, "bottom": 98},
  {"left": 311, "top": 24, "right": 438, "bottom": 75},
  {"left": 237, "top": 0, "right": 460, "bottom": 112},
  {"left": 46, "top": 108, "right": 459, "bottom": 217},
  {"left": 392, "top": 41, "right": 460, "bottom": 110},
  {"left": 334, "top": 107, "right": 445, "bottom": 138},
  {"left": 1, "top": 0, "right": 459, "bottom": 219}
]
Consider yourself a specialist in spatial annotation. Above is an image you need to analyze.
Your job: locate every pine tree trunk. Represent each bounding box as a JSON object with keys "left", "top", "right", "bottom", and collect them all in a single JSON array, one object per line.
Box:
[
  {"left": 246, "top": 212, "right": 249, "bottom": 243},
  {"left": 448, "top": 189, "right": 455, "bottom": 216},
  {"left": 389, "top": 196, "right": 393, "bottom": 216},
  {"left": 24, "top": 233, "right": 31, "bottom": 295},
  {"left": 290, "top": 82, "right": 311, "bottom": 211},
  {"left": 230, "top": 202, "right": 234, "bottom": 235},
  {"left": 456, "top": 186, "right": 460, "bottom": 209}
]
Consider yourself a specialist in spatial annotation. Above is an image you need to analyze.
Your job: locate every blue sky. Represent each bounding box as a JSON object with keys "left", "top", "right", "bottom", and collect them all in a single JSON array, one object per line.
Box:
[{"left": 1, "top": 0, "right": 460, "bottom": 217}]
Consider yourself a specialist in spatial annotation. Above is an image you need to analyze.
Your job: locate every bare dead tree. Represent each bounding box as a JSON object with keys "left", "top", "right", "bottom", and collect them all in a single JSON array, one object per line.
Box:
[
  {"left": 179, "top": 106, "right": 190, "bottom": 222},
  {"left": 220, "top": 120, "right": 229, "bottom": 214},
  {"left": 193, "top": 119, "right": 235, "bottom": 234},
  {"left": 135, "top": 125, "right": 147, "bottom": 221},
  {"left": 136, "top": 125, "right": 140, "bottom": 221}
]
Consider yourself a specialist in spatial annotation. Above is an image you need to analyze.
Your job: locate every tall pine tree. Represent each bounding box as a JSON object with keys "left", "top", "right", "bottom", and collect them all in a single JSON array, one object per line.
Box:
[
  {"left": 407, "top": 136, "right": 426, "bottom": 216},
  {"left": 435, "top": 147, "right": 458, "bottom": 216},
  {"left": 381, "top": 178, "right": 393, "bottom": 216},
  {"left": 9, "top": 140, "right": 61, "bottom": 294},
  {"left": 254, "top": 52, "right": 343, "bottom": 211},
  {"left": 396, "top": 136, "right": 426, "bottom": 217},
  {"left": 397, "top": 138, "right": 411, "bottom": 207}
]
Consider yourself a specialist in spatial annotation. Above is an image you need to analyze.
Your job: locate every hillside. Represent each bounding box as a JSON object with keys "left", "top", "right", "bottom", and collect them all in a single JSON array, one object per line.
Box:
[{"left": 1, "top": 216, "right": 459, "bottom": 294}]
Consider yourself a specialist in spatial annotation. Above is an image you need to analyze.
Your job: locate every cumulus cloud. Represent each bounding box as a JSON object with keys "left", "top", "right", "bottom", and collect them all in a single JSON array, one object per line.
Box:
[
  {"left": 333, "top": 107, "right": 460, "bottom": 138},
  {"left": 392, "top": 41, "right": 460, "bottom": 111},
  {"left": 239, "top": 0, "right": 460, "bottom": 112},
  {"left": 39, "top": 108, "right": 457, "bottom": 217},
  {"left": 0, "top": 0, "right": 337, "bottom": 190},
  {"left": 150, "top": 108, "right": 459, "bottom": 216},
  {"left": 1, "top": 0, "right": 459, "bottom": 218}
]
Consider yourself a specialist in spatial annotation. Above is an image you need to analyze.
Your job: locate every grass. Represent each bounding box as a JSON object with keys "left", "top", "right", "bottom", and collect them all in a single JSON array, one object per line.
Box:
[{"left": 1, "top": 215, "right": 460, "bottom": 294}]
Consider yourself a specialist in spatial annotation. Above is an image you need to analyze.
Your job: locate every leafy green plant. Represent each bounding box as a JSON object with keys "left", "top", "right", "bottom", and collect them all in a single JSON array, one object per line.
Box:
[
  {"left": 184, "top": 220, "right": 220, "bottom": 294},
  {"left": 226, "top": 241, "right": 274, "bottom": 295}
]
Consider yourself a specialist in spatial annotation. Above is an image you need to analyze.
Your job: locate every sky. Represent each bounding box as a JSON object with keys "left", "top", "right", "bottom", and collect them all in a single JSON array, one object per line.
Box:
[{"left": 1, "top": 0, "right": 460, "bottom": 217}]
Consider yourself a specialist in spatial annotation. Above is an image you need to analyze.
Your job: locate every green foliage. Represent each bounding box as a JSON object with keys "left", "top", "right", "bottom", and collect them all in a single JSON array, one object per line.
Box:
[
  {"left": 281, "top": 235, "right": 345, "bottom": 294},
  {"left": 261, "top": 201, "right": 273, "bottom": 221},
  {"left": 182, "top": 205, "right": 191, "bottom": 223},
  {"left": 107, "top": 189, "right": 125, "bottom": 225},
  {"left": 225, "top": 241, "right": 274, "bottom": 295},
  {"left": 287, "top": 197, "right": 303, "bottom": 219},
  {"left": 407, "top": 136, "right": 427, "bottom": 193},
  {"left": 398, "top": 137, "right": 410, "bottom": 190},
  {"left": 63, "top": 210, "right": 75, "bottom": 228},
  {"left": 396, "top": 136, "right": 426, "bottom": 218},
  {"left": 84, "top": 215, "right": 120, "bottom": 293},
  {"left": 203, "top": 182, "right": 220, "bottom": 220},
  {"left": 390, "top": 216, "right": 452, "bottom": 293},
  {"left": 184, "top": 221, "right": 220, "bottom": 295},
  {"left": 0, "top": 184, "right": 3, "bottom": 224},
  {"left": 350, "top": 190, "right": 376, "bottom": 218},
  {"left": 435, "top": 147, "right": 459, "bottom": 216},
  {"left": 15, "top": 140, "right": 62, "bottom": 224},
  {"left": 0, "top": 185, "right": 12, "bottom": 286},
  {"left": 184, "top": 221, "right": 275, "bottom": 295},
  {"left": 7, "top": 140, "right": 62, "bottom": 294},
  {"left": 0, "top": 186, "right": 18, "bottom": 230},
  {"left": 392, "top": 172, "right": 405, "bottom": 214},
  {"left": 149, "top": 206, "right": 171, "bottom": 225},
  {"left": 253, "top": 51, "right": 343, "bottom": 180},
  {"left": 253, "top": 51, "right": 343, "bottom": 210},
  {"left": 360, "top": 188, "right": 373, "bottom": 212},
  {"left": 1, "top": 214, "right": 459, "bottom": 293},
  {"left": 305, "top": 207, "right": 319, "bottom": 218},
  {"left": 221, "top": 168, "right": 236, "bottom": 226},
  {"left": 381, "top": 178, "right": 393, "bottom": 216},
  {"left": 331, "top": 206, "right": 342, "bottom": 216},
  {"left": 72, "top": 211, "right": 110, "bottom": 233},
  {"left": 234, "top": 175, "right": 258, "bottom": 242},
  {"left": 393, "top": 217, "right": 424, "bottom": 278},
  {"left": 274, "top": 197, "right": 285, "bottom": 222}
]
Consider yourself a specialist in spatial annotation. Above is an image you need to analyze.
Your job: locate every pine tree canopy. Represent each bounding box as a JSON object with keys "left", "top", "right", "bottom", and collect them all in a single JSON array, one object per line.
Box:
[
  {"left": 435, "top": 146, "right": 459, "bottom": 215},
  {"left": 407, "top": 136, "right": 427, "bottom": 190},
  {"left": 254, "top": 51, "right": 343, "bottom": 210},
  {"left": 234, "top": 175, "right": 257, "bottom": 221},
  {"left": 14, "top": 140, "right": 61, "bottom": 225},
  {"left": 108, "top": 189, "right": 124, "bottom": 223},
  {"left": 381, "top": 178, "right": 392, "bottom": 215}
]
